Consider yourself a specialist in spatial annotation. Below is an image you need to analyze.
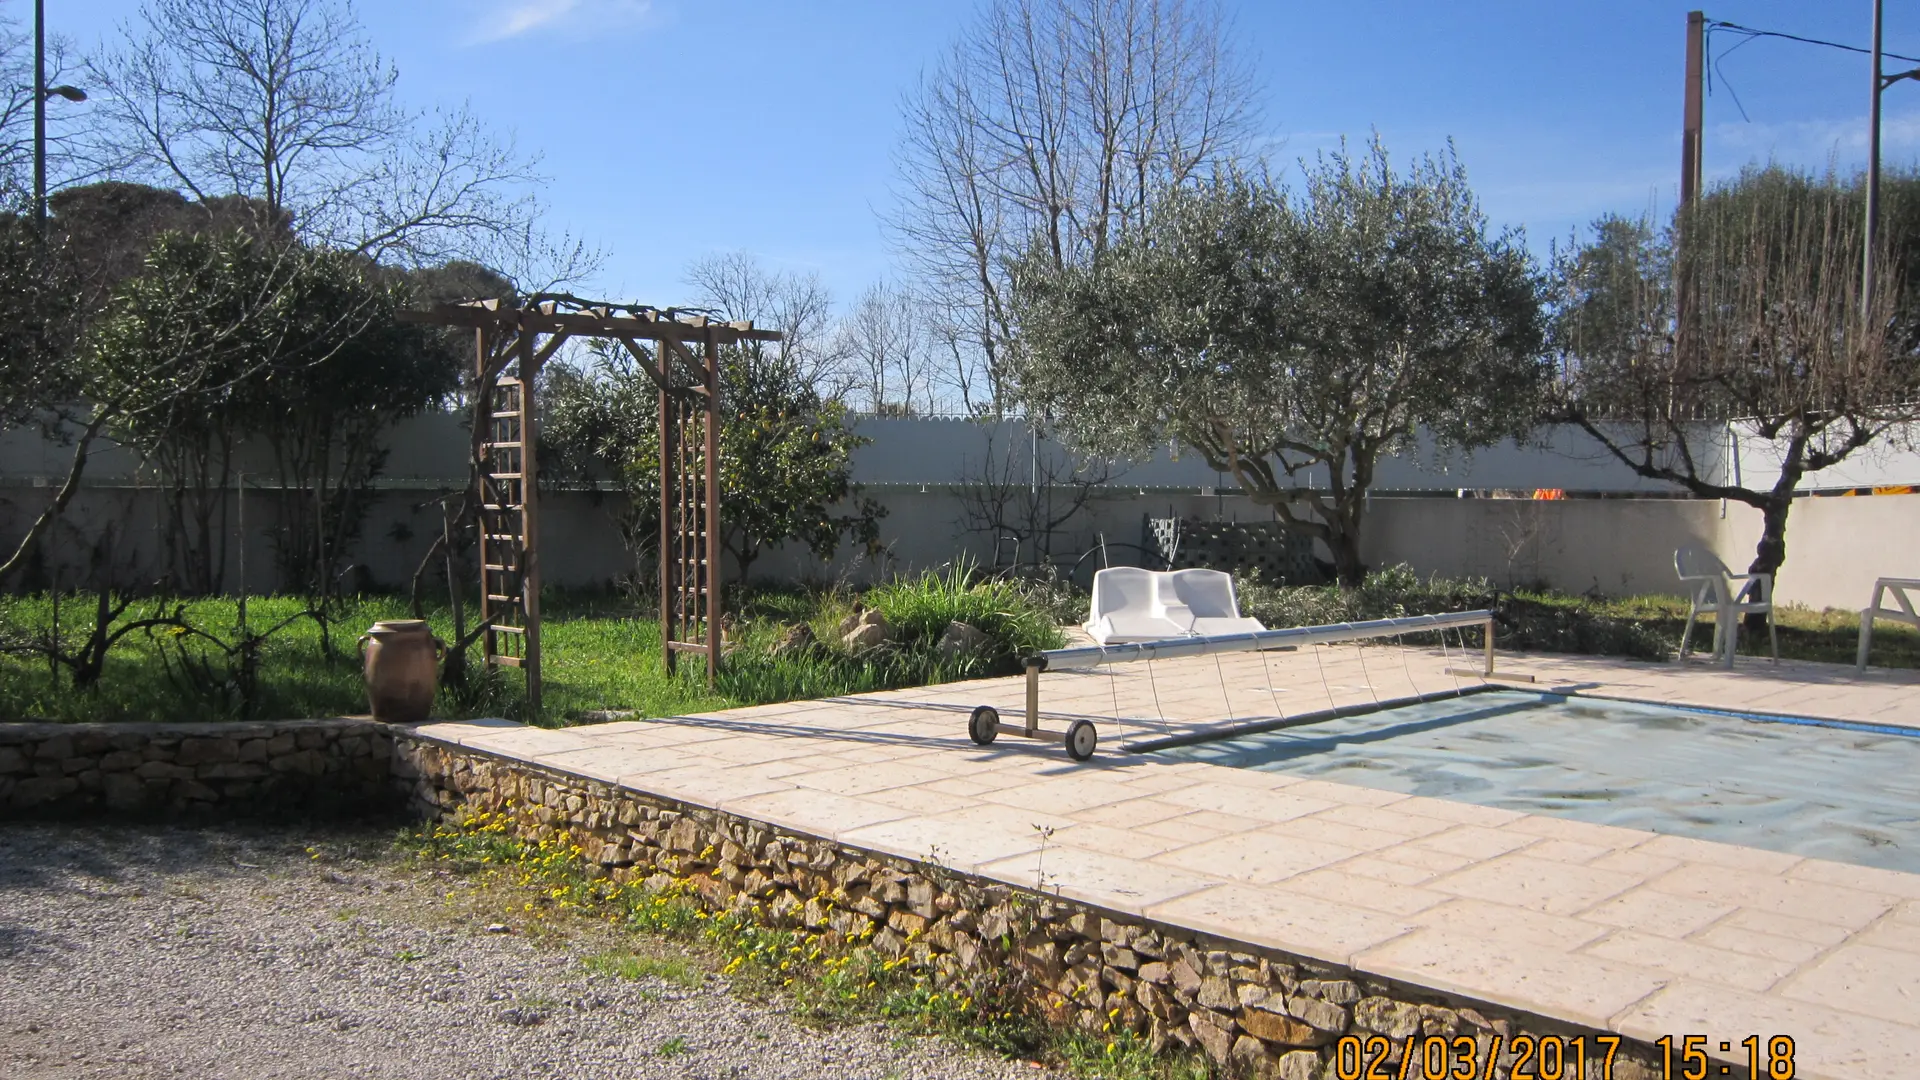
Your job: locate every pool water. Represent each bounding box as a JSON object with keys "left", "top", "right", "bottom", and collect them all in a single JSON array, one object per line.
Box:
[{"left": 1152, "top": 690, "right": 1920, "bottom": 874}]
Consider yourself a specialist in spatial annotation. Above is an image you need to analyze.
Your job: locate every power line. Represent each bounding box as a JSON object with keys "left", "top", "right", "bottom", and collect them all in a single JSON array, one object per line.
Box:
[
  {"left": 1706, "top": 18, "right": 1920, "bottom": 67},
  {"left": 1701, "top": 17, "right": 1920, "bottom": 126}
]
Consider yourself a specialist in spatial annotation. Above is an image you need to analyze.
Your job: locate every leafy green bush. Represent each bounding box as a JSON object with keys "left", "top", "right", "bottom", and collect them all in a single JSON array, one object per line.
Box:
[
  {"left": 718, "top": 562, "right": 1067, "bottom": 702},
  {"left": 862, "top": 560, "right": 1065, "bottom": 661},
  {"left": 1234, "top": 564, "right": 1672, "bottom": 661}
]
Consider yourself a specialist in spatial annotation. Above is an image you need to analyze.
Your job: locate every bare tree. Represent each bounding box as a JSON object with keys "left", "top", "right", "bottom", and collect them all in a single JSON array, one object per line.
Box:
[
  {"left": 682, "top": 251, "right": 853, "bottom": 400},
  {"left": 82, "top": 0, "right": 580, "bottom": 275},
  {"left": 0, "top": 17, "right": 81, "bottom": 195},
  {"left": 840, "top": 280, "right": 937, "bottom": 415},
  {"left": 890, "top": 0, "right": 1261, "bottom": 414},
  {"left": 956, "top": 422, "right": 1117, "bottom": 568},
  {"left": 1553, "top": 166, "right": 1920, "bottom": 601}
]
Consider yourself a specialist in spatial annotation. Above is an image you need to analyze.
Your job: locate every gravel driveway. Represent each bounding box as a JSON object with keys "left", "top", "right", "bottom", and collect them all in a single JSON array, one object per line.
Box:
[{"left": 0, "top": 823, "right": 1051, "bottom": 1080}]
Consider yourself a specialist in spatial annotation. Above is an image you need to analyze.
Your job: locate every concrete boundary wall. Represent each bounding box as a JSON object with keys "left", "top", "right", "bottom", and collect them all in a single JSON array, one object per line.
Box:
[
  {"left": 2, "top": 411, "right": 1915, "bottom": 609},
  {"left": 395, "top": 730, "right": 1674, "bottom": 1080},
  {"left": 4, "top": 479, "right": 1915, "bottom": 610}
]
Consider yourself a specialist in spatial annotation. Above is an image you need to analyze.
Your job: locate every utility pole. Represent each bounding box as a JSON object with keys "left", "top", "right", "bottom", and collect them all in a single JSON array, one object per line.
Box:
[
  {"left": 1681, "top": 10, "right": 1705, "bottom": 209},
  {"left": 1678, "top": 11, "right": 1705, "bottom": 372},
  {"left": 1865, "top": 0, "right": 1920, "bottom": 315},
  {"left": 1866, "top": 0, "right": 1885, "bottom": 315},
  {"left": 33, "top": 0, "right": 46, "bottom": 238}
]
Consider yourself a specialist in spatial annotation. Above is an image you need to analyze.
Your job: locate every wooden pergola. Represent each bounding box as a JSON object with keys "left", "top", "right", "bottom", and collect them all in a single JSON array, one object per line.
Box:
[{"left": 400, "top": 295, "right": 782, "bottom": 707}]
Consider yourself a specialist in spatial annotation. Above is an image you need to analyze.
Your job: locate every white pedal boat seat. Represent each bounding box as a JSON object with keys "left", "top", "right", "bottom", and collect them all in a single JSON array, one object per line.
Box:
[{"left": 1084, "top": 567, "right": 1266, "bottom": 645}]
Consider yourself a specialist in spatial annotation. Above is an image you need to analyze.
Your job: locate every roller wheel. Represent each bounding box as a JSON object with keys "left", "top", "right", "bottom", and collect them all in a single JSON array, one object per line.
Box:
[
  {"left": 968, "top": 705, "right": 1000, "bottom": 745},
  {"left": 1065, "top": 719, "right": 1098, "bottom": 761}
]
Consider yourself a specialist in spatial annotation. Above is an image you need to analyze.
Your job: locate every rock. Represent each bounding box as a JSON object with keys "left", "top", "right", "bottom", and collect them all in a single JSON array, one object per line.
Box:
[
  {"left": 1197, "top": 975, "right": 1236, "bottom": 1010},
  {"left": 1239, "top": 1008, "right": 1324, "bottom": 1048},
  {"left": 1292, "top": 994, "right": 1349, "bottom": 1035},
  {"left": 1230, "top": 1035, "right": 1276, "bottom": 1078},
  {"left": 1275, "top": 1049, "right": 1322, "bottom": 1080},
  {"left": 102, "top": 773, "right": 146, "bottom": 810},
  {"left": 11, "top": 776, "right": 78, "bottom": 807},
  {"left": 1138, "top": 961, "right": 1172, "bottom": 985},
  {"left": 1170, "top": 957, "right": 1203, "bottom": 996},
  {"left": 841, "top": 610, "right": 893, "bottom": 651},
  {"left": 768, "top": 624, "right": 816, "bottom": 657},
  {"left": 935, "top": 620, "right": 990, "bottom": 660},
  {"left": 176, "top": 737, "right": 238, "bottom": 766},
  {"left": 1300, "top": 978, "right": 1360, "bottom": 1005},
  {"left": 1188, "top": 1009, "right": 1235, "bottom": 1065},
  {"left": 1353, "top": 996, "right": 1421, "bottom": 1039},
  {"left": 1419, "top": 1004, "right": 1460, "bottom": 1036}
]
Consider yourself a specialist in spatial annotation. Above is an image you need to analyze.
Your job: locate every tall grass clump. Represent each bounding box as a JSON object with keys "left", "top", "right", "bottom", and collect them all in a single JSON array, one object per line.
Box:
[
  {"left": 862, "top": 559, "right": 1065, "bottom": 660},
  {"left": 716, "top": 561, "right": 1065, "bottom": 703}
]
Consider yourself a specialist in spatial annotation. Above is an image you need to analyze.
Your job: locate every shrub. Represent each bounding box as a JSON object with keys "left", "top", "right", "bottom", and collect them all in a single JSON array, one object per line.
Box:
[{"left": 1234, "top": 564, "right": 1671, "bottom": 661}]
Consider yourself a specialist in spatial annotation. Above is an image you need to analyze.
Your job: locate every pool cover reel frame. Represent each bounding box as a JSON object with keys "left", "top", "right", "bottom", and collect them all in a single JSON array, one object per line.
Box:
[{"left": 968, "top": 610, "right": 1500, "bottom": 762}]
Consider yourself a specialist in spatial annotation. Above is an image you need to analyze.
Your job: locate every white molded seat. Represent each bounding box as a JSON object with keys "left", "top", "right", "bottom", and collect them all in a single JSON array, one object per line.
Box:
[
  {"left": 1675, "top": 544, "right": 1777, "bottom": 668},
  {"left": 1085, "top": 567, "right": 1266, "bottom": 645}
]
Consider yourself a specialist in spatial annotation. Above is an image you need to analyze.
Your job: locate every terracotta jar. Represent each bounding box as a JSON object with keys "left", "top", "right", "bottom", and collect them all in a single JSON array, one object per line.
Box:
[{"left": 359, "top": 620, "right": 445, "bottom": 723}]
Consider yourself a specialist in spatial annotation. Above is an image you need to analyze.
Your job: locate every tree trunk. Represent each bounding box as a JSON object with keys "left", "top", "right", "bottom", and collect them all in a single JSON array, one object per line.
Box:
[
  {"left": 1743, "top": 485, "right": 1795, "bottom": 635},
  {"left": 1323, "top": 525, "right": 1368, "bottom": 587}
]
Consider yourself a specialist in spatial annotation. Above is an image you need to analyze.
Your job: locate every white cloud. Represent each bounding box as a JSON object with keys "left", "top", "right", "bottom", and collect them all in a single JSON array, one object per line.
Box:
[
  {"left": 1707, "top": 108, "right": 1920, "bottom": 174},
  {"left": 467, "top": 0, "right": 653, "bottom": 46}
]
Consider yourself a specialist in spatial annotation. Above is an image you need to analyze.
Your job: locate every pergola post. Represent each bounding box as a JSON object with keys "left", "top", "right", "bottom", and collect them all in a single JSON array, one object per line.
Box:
[{"left": 400, "top": 295, "right": 780, "bottom": 699}]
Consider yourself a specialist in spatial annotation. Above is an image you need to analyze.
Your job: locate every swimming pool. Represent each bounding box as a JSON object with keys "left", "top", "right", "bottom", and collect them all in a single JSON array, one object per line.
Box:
[{"left": 1151, "top": 690, "right": 1920, "bottom": 874}]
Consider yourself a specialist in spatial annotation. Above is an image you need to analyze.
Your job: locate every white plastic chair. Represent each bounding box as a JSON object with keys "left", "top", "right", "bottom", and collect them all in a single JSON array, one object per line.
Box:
[
  {"left": 1085, "top": 567, "right": 1266, "bottom": 645},
  {"left": 1675, "top": 545, "right": 1777, "bottom": 668}
]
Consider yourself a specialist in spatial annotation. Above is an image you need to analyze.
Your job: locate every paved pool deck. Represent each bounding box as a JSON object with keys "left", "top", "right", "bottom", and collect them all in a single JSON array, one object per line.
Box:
[{"left": 417, "top": 647, "right": 1920, "bottom": 1080}]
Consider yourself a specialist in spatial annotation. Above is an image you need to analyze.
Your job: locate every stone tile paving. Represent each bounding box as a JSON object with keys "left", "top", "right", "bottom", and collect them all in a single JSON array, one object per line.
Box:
[{"left": 419, "top": 645, "right": 1920, "bottom": 1079}]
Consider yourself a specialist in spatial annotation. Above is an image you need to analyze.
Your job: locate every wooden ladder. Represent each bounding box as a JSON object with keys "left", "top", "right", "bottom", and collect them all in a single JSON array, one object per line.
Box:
[{"left": 477, "top": 359, "right": 542, "bottom": 709}]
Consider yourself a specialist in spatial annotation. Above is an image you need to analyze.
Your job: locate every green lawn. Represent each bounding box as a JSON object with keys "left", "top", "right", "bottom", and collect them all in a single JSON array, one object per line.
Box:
[
  {"left": 1524, "top": 591, "right": 1920, "bottom": 669},
  {"left": 0, "top": 568, "right": 1909, "bottom": 727},
  {"left": 0, "top": 566, "right": 1067, "bottom": 726}
]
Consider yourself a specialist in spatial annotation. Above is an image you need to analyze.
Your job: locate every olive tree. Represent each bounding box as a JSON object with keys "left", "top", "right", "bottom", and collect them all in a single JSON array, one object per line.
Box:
[
  {"left": 84, "top": 229, "right": 457, "bottom": 594},
  {"left": 1010, "top": 139, "right": 1549, "bottom": 584}
]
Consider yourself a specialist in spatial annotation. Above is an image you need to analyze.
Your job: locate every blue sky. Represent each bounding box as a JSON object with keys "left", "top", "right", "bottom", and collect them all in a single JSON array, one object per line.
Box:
[{"left": 36, "top": 0, "right": 1920, "bottom": 310}]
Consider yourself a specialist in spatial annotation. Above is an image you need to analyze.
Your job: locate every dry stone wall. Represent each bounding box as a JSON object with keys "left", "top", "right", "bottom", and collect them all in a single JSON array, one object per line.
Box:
[
  {"left": 0, "top": 719, "right": 396, "bottom": 819},
  {"left": 397, "top": 733, "right": 1667, "bottom": 1080}
]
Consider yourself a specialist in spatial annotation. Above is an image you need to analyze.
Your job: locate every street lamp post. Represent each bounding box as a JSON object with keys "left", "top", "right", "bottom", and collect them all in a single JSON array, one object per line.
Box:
[
  {"left": 1864, "top": 0, "right": 1920, "bottom": 315},
  {"left": 32, "top": 0, "right": 86, "bottom": 239}
]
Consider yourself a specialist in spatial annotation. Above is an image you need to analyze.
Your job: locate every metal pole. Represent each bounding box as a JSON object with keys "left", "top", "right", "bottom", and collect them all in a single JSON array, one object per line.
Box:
[
  {"left": 1024, "top": 661, "right": 1040, "bottom": 736},
  {"left": 1865, "top": 0, "right": 1885, "bottom": 316},
  {"left": 1483, "top": 615, "right": 1496, "bottom": 677},
  {"left": 33, "top": 0, "right": 46, "bottom": 238}
]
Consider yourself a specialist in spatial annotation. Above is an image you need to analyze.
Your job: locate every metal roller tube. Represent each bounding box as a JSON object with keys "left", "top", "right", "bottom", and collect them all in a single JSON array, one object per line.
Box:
[{"left": 1038, "top": 610, "right": 1496, "bottom": 672}]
